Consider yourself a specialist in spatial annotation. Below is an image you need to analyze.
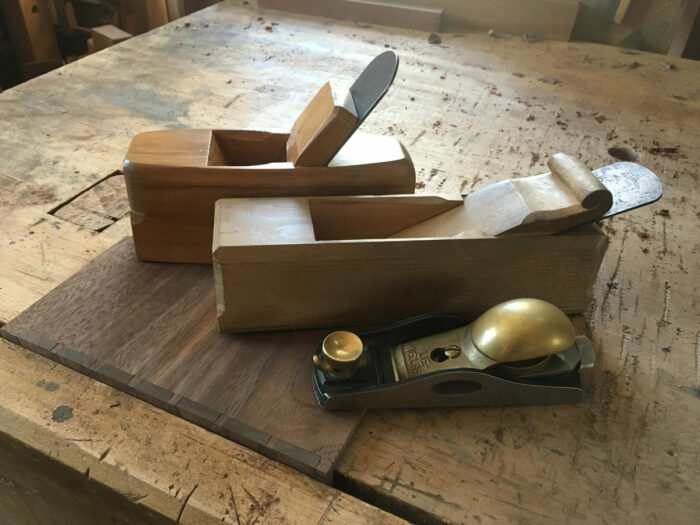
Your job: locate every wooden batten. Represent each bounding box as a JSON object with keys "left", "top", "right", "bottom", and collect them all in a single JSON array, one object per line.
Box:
[
  {"left": 286, "top": 81, "right": 358, "bottom": 166},
  {"left": 213, "top": 195, "right": 608, "bottom": 333},
  {"left": 259, "top": 0, "right": 579, "bottom": 40},
  {"left": 123, "top": 129, "right": 415, "bottom": 263}
]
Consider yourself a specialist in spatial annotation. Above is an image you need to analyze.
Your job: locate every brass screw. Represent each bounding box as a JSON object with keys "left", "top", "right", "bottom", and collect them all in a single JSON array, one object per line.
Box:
[{"left": 314, "top": 331, "right": 365, "bottom": 378}]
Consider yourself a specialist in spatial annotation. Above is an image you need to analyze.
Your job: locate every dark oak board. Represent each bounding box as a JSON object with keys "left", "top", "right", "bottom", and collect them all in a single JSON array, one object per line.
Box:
[{"left": 0, "top": 237, "right": 364, "bottom": 481}]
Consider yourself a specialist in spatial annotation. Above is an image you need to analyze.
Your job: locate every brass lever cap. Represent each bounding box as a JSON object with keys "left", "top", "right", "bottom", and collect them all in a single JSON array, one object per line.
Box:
[
  {"left": 320, "top": 331, "right": 364, "bottom": 371},
  {"left": 471, "top": 298, "right": 575, "bottom": 364}
]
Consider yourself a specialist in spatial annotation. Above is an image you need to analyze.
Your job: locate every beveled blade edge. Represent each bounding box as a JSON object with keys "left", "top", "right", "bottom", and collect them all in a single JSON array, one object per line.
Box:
[
  {"left": 593, "top": 162, "right": 663, "bottom": 219},
  {"left": 349, "top": 50, "right": 399, "bottom": 127}
]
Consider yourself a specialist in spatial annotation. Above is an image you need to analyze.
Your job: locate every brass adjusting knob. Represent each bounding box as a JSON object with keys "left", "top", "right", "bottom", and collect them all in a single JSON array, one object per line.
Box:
[
  {"left": 469, "top": 298, "right": 576, "bottom": 368},
  {"left": 313, "top": 331, "right": 365, "bottom": 378}
]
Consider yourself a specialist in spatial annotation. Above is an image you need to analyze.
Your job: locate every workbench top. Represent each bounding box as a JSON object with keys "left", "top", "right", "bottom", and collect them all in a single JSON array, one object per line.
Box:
[{"left": 1, "top": 1, "right": 698, "bottom": 523}]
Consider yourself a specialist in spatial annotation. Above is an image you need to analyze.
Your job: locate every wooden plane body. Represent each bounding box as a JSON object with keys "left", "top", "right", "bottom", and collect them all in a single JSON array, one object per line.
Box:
[
  {"left": 124, "top": 128, "right": 415, "bottom": 263},
  {"left": 212, "top": 194, "right": 608, "bottom": 333},
  {"left": 210, "top": 154, "right": 666, "bottom": 332}
]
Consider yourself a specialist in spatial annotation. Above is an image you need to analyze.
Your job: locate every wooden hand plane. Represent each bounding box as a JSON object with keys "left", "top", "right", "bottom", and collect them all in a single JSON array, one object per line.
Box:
[
  {"left": 124, "top": 51, "right": 411, "bottom": 263},
  {"left": 312, "top": 299, "right": 594, "bottom": 410},
  {"left": 213, "top": 155, "right": 661, "bottom": 332}
]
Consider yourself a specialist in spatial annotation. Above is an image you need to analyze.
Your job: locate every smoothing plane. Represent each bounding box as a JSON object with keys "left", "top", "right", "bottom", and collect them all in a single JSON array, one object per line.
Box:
[{"left": 312, "top": 299, "right": 595, "bottom": 410}]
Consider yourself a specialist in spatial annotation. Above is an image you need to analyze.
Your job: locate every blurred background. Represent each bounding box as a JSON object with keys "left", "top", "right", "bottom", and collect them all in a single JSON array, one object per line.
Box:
[{"left": 0, "top": 0, "right": 698, "bottom": 91}]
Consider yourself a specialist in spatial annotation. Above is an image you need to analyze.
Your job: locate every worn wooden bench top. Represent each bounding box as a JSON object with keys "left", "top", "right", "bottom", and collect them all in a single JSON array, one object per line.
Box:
[{"left": 0, "top": 1, "right": 698, "bottom": 522}]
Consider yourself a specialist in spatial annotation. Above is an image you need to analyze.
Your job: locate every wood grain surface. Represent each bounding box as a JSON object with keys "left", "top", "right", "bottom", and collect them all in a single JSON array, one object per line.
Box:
[
  {"left": 0, "top": 338, "right": 403, "bottom": 524},
  {"left": 0, "top": 1, "right": 698, "bottom": 523},
  {"left": 286, "top": 80, "right": 357, "bottom": 166},
  {"left": 124, "top": 129, "right": 415, "bottom": 263},
  {"left": 213, "top": 195, "right": 608, "bottom": 332},
  {"left": 1, "top": 237, "right": 364, "bottom": 482}
]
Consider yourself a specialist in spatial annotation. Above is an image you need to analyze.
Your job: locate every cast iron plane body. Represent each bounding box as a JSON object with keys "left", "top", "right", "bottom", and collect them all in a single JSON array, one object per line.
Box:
[{"left": 313, "top": 313, "right": 595, "bottom": 410}]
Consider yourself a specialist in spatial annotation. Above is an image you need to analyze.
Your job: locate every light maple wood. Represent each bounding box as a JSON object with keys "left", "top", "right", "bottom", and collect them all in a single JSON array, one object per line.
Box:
[
  {"left": 309, "top": 195, "right": 462, "bottom": 240},
  {"left": 287, "top": 81, "right": 358, "bottom": 166},
  {"left": 347, "top": 0, "right": 443, "bottom": 31},
  {"left": 1, "top": 237, "right": 365, "bottom": 482},
  {"left": 1, "top": 3, "right": 699, "bottom": 523},
  {"left": 260, "top": 0, "right": 578, "bottom": 40},
  {"left": 124, "top": 129, "right": 415, "bottom": 263},
  {"left": 213, "top": 195, "right": 608, "bottom": 332},
  {"left": 392, "top": 153, "right": 612, "bottom": 239},
  {"left": 259, "top": 0, "right": 443, "bottom": 32},
  {"left": 392, "top": 0, "right": 580, "bottom": 40}
]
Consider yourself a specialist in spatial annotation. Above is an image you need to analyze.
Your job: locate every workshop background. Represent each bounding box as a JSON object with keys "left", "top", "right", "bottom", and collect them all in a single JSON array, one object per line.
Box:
[{"left": 0, "top": 0, "right": 698, "bottom": 90}]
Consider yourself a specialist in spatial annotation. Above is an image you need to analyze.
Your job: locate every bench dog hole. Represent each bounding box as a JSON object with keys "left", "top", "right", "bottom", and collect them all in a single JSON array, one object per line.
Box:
[{"left": 608, "top": 146, "right": 640, "bottom": 162}]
